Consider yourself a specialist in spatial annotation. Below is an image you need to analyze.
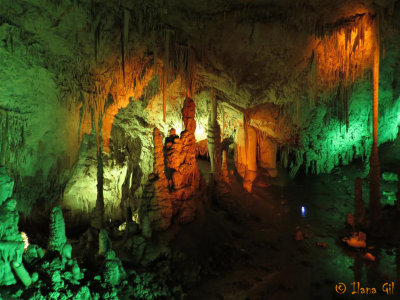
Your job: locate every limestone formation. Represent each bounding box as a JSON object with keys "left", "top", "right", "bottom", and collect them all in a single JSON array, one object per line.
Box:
[
  {"left": 195, "top": 140, "right": 209, "bottom": 158},
  {"left": 181, "top": 97, "right": 196, "bottom": 134},
  {"left": 207, "top": 95, "right": 222, "bottom": 180},
  {"left": 354, "top": 178, "right": 365, "bottom": 226},
  {"left": 396, "top": 167, "right": 400, "bottom": 212},
  {"left": 221, "top": 150, "right": 230, "bottom": 184},
  {"left": 48, "top": 206, "right": 68, "bottom": 254},
  {"left": 103, "top": 250, "right": 126, "bottom": 286},
  {"left": 234, "top": 126, "right": 247, "bottom": 178},
  {"left": 234, "top": 122, "right": 258, "bottom": 192},
  {"left": 369, "top": 145, "right": 381, "bottom": 221},
  {"left": 258, "top": 135, "right": 278, "bottom": 178},
  {"left": 243, "top": 124, "right": 258, "bottom": 193},
  {"left": 139, "top": 97, "right": 201, "bottom": 233},
  {"left": 0, "top": 168, "right": 29, "bottom": 286},
  {"left": 99, "top": 229, "right": 112, "bottom": 256}
]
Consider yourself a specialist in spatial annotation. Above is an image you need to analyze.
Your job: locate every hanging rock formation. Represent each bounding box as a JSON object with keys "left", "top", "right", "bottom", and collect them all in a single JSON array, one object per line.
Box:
[
  {"left": 235, "top": 126, "right": 247, "bottom": 179},
  {"left": 235, "top": 122, "right": 258, "bottom": 193}
]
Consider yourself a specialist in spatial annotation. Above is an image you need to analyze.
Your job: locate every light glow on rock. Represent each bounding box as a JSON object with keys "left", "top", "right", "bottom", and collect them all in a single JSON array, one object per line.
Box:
[
  {"left": 21, "top": 232, "right": 29, "bottom": 251},
  {"left": 195, "top": 125, "right": 207, "bottom": 141}
]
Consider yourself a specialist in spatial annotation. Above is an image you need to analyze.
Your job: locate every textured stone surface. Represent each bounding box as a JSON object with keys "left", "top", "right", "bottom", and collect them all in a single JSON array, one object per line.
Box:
[
  {"left": 48, "top": 206, "right": 67, "bottom": 254},
  {"left": 139, "top": 97, "right": 202, "bottom": 232},
  {"left": 0, "top": 0, "right": 399, "bottom": 221},
  {"left": 0, "top": 168, "right": 24, "bottom": 286}
]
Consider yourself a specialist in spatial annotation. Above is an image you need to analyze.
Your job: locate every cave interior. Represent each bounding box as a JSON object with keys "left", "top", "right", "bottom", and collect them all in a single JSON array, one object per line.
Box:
[{"left": 1, "top": 0, "right": 400, "bottom": 299}]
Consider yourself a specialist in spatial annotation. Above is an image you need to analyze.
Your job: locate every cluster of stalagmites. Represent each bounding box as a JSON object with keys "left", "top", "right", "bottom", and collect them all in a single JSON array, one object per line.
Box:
[
  {"left": 14, "top": 205, "right": 127, "bottom": 299},
  {"left": 140, "top": 97, "right": 203, "bottom": 234},
  {"left": 0, "top": 170, "right": 131, "bottom": 300},
  {"left": 0, "top": 168, "right": 31, "bottom": 287}
]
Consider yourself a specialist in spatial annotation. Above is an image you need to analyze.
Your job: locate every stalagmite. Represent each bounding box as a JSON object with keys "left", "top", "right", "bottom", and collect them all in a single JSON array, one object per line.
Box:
[
  {"left": 139, "top": 128, "right": 172, "bottom": 233},
  {"left": 207, "top": 93, "right": 222, "bottom": 180},
  {"left": 234, "top": 126, "right": 247, "bottom": 178},
  {"left": 48, "top": 206, "right": 67, "bottom": 253},
  {"left": 139, "top": 98, "right": 201, "bottom": 232},
  {"left": 98, "top": 229, "right": 112, "bottom": 256},
  {"left": 369, "top": 15, "right": 381, "bottom": 222},
  {"left": 91, "top": 145, "right": 105, "bottom": 230},
  {"left": 396, "top": 167, "right": 400, "bottom": 212},
  {"left": 354, "top": 178, "right": 365, "bottom": 226},
  {"left": 0, "top": 170, "right": 25, "bottom": 287},
  {"left": 11, "top": 261, "right": 31, "bottom": 287},
  {"left": 221, "top": 150, "right": 229, "bottom": 183},
  {"left": 258, "top": 134, "right": 278, "bottom": 178},
  {"left": 243, "top": 124, "right": 258, "bottom": 193}
]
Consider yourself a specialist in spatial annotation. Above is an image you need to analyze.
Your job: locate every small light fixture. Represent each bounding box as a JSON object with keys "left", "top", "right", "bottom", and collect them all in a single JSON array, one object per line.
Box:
[{"left": 301, "top": 206, "right": 306, "bottom": 217}]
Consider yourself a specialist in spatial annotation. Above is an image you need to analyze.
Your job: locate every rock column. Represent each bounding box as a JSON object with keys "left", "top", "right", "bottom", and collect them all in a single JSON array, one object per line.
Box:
[
  {"left": 354, "top": 177, "right": 365, "bottom": 226},
  {"left": 207, "top": 95, "right": 222, "bottom": 180}
]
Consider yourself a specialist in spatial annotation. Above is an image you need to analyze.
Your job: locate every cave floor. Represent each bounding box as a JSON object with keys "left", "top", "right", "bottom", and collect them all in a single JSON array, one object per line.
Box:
[
  {"left": 183, "top": 142, "right": 400, "bottom": 300},
  {"left": 10, "top": 141, "right": 400, "bottom": 300}
]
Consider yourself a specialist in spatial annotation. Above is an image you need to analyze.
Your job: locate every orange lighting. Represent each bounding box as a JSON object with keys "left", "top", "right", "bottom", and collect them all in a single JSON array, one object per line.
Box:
[{"left": 315, "top": 14, "right": 374, "bottom": 90}]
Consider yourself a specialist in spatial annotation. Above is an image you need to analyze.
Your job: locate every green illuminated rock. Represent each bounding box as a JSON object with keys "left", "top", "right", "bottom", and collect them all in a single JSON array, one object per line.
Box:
[{"left": 48, "top": 206, "right": 68, "bottom": 255}]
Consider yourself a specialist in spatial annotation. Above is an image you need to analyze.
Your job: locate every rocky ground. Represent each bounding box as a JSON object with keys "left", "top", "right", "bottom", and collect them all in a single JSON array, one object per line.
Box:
[
  {"left": 184, "top": 140, "right": 400, "bottom": 299},
  {"left": 2, "top": 138, "right": 400, "bottom": 299}
]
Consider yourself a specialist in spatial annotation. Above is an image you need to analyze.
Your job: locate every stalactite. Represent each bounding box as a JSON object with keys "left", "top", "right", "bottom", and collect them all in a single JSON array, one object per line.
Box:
[
  {"left": 91, "top": 113, "right": 105, "bottom": 230},
  {"left": 162, "top": 30, "right": 170, "bottom": 123},
  {"left": 369, "top": 14, "right": 381, "bottom": 222},
  {"left": 123, "top": 8, "right": 130, "bottom": 54},
  {"left": 120, "top": 26, "right": 125, "bottom": 84}
]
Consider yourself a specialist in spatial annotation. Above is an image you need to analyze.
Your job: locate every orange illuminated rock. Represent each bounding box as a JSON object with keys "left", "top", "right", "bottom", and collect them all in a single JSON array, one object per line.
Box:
[
  {"left": 195, "top": 139, "right": 209, "bottom": 157},
  {"left": 234, "top": 126, "right": 247, "bottom": 178},
  {"left": 235, "top": 123, "right": 258, "bottom": 192},
  {"left": 342, "top": 232, "right": 367, "bottom": 248},
  {"left": 221, "top": 150, "right": 230, "bottom": 183},
  {"left": 363, "top": 252, "right": 375, "bottom": 262},
  {"left": 295, "top": 227, "right": 304, "bottom": 241},
  {"left": 181, "top": 97, "right": 196, "bottom": 134},
  {"left": 316, "top": 242, "right": 328, "bottom": 248},
  {"left": 258, "top": 134, "right": 277, "bottom": 170},
  {"left": 346, "top": 213, "right": 355, "bottom": 227},
  {"left": 140, "top": 97, "right": 202, "bottom": 232}
]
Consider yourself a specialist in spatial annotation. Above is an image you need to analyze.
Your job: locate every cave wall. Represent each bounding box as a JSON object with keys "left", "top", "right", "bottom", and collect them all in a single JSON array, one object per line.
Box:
[
  {"left": 0, "top": 21, "right": 80, "bottom": 213},
  {"left": 0, "top": 0, "right": 400, "bottom": 220}
]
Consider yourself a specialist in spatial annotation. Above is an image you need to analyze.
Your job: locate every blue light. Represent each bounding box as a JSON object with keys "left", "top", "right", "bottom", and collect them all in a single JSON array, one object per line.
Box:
[{"left": 301, "top": 206, "right": 306, "bottom": 216}]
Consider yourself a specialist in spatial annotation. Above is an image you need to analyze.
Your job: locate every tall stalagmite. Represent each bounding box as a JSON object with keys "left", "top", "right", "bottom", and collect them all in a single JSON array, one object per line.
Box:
[
  {"left": 243, "top": 117, "right": 258, "bottom": 193},
  {"left": 139, "top": 98, "right": 201, "bottom": 232},
  {"left": 207, "top": 94, "right": 222, "bottom": 180},
  {"left": 354, "top": 178, "right": 365, "bottom": 226}
]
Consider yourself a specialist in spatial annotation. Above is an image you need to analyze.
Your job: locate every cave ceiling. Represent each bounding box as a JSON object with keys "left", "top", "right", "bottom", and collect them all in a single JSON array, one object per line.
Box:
[{"left": 1, "top": 0, "right": 397, "bottom": 112}]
